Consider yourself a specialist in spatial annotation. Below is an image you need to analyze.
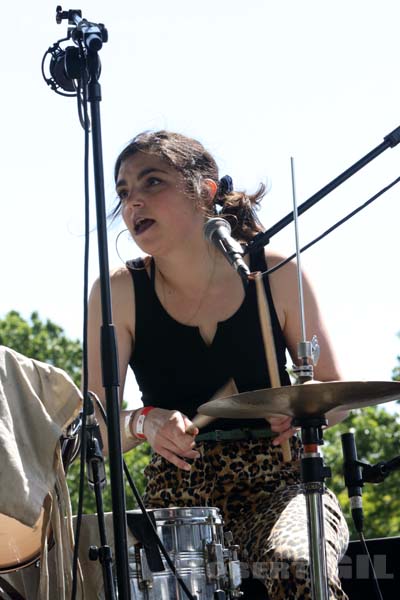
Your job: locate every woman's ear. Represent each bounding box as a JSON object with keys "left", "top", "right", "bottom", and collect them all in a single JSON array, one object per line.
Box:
[{"left": 202, "top": 179, "right": 218, "bottom": 206}]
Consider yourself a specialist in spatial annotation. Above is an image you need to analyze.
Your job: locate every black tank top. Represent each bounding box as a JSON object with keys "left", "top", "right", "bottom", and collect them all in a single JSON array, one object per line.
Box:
[{"left": 127, "top": 249, "right": 290, "bottom": 432}]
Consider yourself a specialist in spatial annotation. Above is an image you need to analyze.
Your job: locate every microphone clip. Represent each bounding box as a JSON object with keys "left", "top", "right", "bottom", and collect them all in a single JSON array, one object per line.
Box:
[
  {"left": 56, "top": 6, "right": 108, "bottom": 52},
  {"left": 358, "top": 456, "right": 400, "bottom": 484},
  {"left": 84, "top": 393, "right": 107, "bottom": 491}
]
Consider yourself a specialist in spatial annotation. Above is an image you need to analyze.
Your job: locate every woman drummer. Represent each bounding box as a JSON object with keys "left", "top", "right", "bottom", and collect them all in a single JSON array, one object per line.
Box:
[{"left": 88, "top": 130, "right": 349, "bottom": 599}]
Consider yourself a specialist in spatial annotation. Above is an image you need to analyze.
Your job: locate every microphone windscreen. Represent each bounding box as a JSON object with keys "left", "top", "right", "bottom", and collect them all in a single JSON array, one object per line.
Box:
[{"left": 203, "top": 217, "right": 231, "bottom": 243}]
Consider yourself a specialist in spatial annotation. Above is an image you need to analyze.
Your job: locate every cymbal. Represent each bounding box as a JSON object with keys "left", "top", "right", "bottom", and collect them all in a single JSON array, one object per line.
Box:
[{"left": 198, "top": 381, "right": 400, "bottom": 420}]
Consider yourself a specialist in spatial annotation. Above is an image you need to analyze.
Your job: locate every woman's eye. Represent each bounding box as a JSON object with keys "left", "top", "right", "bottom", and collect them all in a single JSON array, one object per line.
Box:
[
  {"left": 118, "top": 190, "right": 129, "bottom": 201},
  {"left": 147, "top": 176, "right": 162, "bottom": 186}
]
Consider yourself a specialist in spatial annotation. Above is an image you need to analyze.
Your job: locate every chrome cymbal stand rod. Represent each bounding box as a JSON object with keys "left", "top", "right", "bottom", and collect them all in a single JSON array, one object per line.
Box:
[
  {"left": 290, "top": 157, "right": 319, "bottom": 384},
  {"left": 293, "top": 415, "right": 331, "bottom": 600},
  {"left": 291, "top": 157, "right": 307, "bottom": 346}
]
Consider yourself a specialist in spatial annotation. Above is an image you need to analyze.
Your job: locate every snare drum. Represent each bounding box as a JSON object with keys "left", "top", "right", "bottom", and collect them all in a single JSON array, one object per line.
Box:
[{"left": 127, "top": 506, "right": 241, "bottom": 600}]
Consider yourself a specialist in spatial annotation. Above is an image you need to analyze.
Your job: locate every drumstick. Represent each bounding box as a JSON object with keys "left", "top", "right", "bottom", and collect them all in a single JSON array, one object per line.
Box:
[
  {"left": 252, "top": 271, "right": 292, "bottom": 462},
  {"left": 186, "top": 378, "right": 239, "bottom": 435},
  {"left": 190, "top": 413, "right": 215, "bottom": 431}
]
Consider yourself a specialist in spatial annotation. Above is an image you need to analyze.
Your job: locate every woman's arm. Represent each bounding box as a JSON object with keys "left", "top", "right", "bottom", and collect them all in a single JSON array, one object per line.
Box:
[
  {"left": 267, "top": 252, "right": 342, "bottom": 382},
  {"left": 87, "top": 267, "right": 141, "bottom": 454}
]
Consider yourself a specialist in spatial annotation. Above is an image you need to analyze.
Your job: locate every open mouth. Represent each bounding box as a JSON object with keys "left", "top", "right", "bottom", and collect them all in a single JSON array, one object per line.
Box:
[{"left": 134, "top": 218, "right": 156, "bottom": 235}]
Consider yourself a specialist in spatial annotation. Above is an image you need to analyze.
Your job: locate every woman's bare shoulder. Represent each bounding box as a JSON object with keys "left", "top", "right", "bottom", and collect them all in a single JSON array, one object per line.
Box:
[
  {"left": 90, "top": 266, "right": 135, "bottom": 332},
  {"left": 110, "top": 264, "right": 133, "bottom": 284},
  {"left": 110, "top": 266, "right": 135, "bottom": 309},
  {"left": 90, "top": 265, "right": 133, "bottom": 296},
  {"left": 264, "top": 248, "right": 298, "bottom": 283}
]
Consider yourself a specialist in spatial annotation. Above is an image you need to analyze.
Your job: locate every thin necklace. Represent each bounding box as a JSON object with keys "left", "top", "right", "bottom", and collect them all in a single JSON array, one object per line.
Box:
[{"left": 157, "top": 254, "right": 217, "bottom": 326}]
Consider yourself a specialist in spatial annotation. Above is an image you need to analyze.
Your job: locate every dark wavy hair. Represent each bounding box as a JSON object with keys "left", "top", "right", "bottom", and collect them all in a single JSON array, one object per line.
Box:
[{"left": 112, "top": 130, "right": 266, "bottom": 242}]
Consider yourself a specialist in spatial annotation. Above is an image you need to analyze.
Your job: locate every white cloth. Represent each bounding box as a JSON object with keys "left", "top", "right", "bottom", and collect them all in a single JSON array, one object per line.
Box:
[
  {"left": 0, "top": 345, "right": 82, "bottom": 527},
  {"left": 0, "top": 345, "right": 84, "bottom": 599}
]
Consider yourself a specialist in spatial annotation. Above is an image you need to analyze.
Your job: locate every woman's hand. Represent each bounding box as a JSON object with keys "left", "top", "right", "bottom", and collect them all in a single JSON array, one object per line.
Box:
[
  {"left": 142, "top": 408, "right": 200, "bottom": 470},
  {"left": 268, "top": 415, "right": 297, "bottom": 447}
]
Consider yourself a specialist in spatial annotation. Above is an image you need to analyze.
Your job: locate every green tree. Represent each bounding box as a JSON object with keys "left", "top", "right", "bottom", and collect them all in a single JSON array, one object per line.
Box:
[
  {"left": 323, "top": 333, "right": 400, "bottom": 540},
  {"left": 0, "top": 310, "right": 150, "bottom": 514},
  {"left": 324, "top": 406, "right": 400, "bottom": 540},
  {"left": 0, "top": 310, "right": 82, "bottom": 387},
  {"left": 67, "top": 442, "right": 151, "bottom": 514}
]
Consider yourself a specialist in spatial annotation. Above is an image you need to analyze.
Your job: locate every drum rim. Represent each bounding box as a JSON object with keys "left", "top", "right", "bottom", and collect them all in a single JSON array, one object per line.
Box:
[
  {"left": 0, "top": 550, "right": 40, "bottom": 574},
  {"left": 127, "top": 506, "right": 222, "bottom": 521}
]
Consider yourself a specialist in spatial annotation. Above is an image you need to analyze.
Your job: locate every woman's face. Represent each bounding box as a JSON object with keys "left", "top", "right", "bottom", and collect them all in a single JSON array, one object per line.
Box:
[{"left": 116, "top": 152, "right": 206, "bottom": 257}]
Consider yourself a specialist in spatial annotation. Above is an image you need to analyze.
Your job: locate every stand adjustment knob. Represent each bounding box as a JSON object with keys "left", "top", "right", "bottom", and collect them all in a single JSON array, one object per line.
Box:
[{"left": 89, "top": 545, "right": 99, "bottom": 561}]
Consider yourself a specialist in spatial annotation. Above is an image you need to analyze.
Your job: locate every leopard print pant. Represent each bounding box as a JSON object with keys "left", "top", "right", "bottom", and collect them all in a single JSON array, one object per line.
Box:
[{"left": 143, "top": 435, "right": 349, "bottom": 599}]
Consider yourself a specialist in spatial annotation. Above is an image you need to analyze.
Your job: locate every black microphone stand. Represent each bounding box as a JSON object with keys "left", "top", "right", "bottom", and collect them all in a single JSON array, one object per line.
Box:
[
  {"left": 340, "top": 432, "right": 394, "bottom": 600},
  {"left": 53, "top": 7, "right": 131, "bottom": 599},
  {"left": 85, "top": 394, "right": 116, "bottom": 600}
]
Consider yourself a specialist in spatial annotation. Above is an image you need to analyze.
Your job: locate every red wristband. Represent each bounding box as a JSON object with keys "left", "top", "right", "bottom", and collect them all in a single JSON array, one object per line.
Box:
[{"left": 134, "top": 406, "right": 155, "bottom": 439}]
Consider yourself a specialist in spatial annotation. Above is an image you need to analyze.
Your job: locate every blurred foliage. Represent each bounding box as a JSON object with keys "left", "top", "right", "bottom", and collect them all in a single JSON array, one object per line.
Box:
[
  {"left": 67, "top": 443, "right": 151, "bottom": 514},
  {"left": 0, "top": 310, "right": 82, "bottom": 387},
  {"left": 324, "top": 406, "right": 400, "bottom": 540}
]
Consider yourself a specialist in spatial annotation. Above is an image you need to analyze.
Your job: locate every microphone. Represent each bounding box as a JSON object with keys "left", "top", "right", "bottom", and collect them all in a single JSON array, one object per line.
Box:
[
  {"left": 204, "top": 218, "right": 250, "bottom": 285},
  {"left": 341, "top": 431, "right": 364, "bottom": 532}
]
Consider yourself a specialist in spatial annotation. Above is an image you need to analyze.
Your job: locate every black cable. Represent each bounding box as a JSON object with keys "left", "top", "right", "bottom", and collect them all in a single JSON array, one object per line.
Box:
[
  {"left": 71, "top": 56, "right": 92, "bottom": 600},
  {"left": 263, "top": 175, "right": 400, "bottom": 276},
  {"left": 75, "top": 75, "right": 91, "bottom": 131},
  {"left": 358, "top": 532, "right": 384, "bottom": 600},
  {"left": 92, "top": 397, "right": 197, "bottom": 600}
]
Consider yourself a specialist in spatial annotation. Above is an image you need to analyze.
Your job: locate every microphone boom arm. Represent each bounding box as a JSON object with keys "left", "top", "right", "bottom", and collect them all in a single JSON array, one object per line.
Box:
[{"left": 246, "top": 125, "right": 400, "bottom": 253}]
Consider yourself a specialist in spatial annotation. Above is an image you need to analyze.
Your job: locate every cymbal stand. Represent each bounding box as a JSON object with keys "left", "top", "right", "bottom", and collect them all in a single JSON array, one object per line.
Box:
[
  {"left": 290, "top": 158, "right": 329, "bottom": 599},
  {"left": 292, "top": 415, "right": 331, "bottom": 600}
]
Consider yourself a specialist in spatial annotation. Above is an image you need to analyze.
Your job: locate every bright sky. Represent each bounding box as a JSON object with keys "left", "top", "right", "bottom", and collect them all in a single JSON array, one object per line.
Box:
[{"left": 1, "top": 0, "right": 400, "bottom": 410}]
